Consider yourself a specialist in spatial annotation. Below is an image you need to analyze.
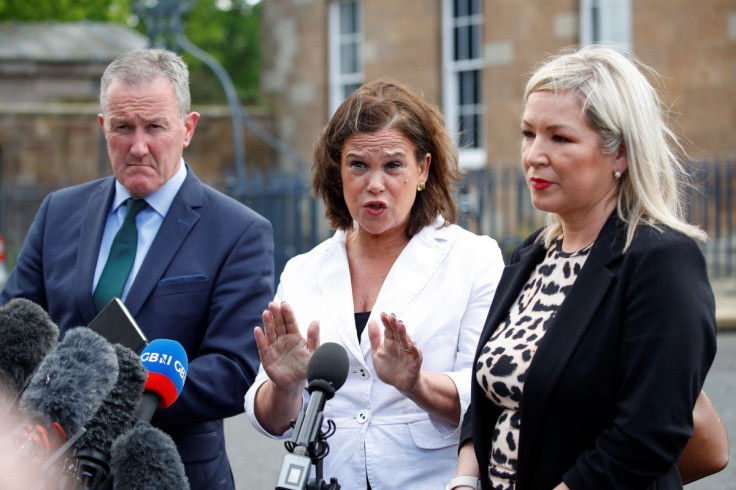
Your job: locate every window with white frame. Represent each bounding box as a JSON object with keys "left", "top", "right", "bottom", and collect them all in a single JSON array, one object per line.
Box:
[
  {"left": 580, "top": 0, "right": 632, "bottom": 49},
  {"left": 329, "top": 0, "right": 363, "bottom": 115},
  {"left": 442, "top": 0, "right": 485, "bottom": 169}
]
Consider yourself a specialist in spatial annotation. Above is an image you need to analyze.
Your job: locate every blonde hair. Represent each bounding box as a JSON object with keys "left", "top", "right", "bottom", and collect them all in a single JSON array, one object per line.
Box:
[{"left": 523, "top": 44, "right": 707, "bottom": 250}]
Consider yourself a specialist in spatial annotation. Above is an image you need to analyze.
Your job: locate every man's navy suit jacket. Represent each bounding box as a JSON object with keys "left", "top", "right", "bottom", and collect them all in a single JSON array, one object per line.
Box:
[{"left": 1, "top": 166, "right": 275, "bottom": 489}]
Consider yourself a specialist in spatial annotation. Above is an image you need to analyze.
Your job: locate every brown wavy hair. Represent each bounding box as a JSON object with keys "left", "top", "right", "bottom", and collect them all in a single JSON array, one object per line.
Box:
[{"left": 312, "top": 78, "right": 463, "bottom": 237}]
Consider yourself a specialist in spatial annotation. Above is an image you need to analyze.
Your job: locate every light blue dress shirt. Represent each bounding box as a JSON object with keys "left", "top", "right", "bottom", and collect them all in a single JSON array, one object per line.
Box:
[{"left": 92, "top": 160, "right": 187, "bottom": 301}]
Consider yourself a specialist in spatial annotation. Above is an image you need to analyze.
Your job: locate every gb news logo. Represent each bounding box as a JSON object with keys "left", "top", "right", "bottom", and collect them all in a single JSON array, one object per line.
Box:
[{"left": 141, "top": 349, "right": 187, "bottom": 383}]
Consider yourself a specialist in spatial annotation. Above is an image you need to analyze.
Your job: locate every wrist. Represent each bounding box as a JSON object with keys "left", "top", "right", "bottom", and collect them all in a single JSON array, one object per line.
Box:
[
  {"left": 446, "top": 476, "right": 480, "bottom": 490},
  {"left": 269, "top": 378, "right": 305, "bottom": 398},
  {"left": 399, "top": 372, "right": 422, "bottom": 397}
]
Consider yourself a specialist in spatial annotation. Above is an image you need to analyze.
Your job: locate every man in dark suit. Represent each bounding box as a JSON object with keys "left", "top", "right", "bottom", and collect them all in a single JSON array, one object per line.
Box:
[{"left": 0, "top": 49, "right": 274, "bottom": 489}]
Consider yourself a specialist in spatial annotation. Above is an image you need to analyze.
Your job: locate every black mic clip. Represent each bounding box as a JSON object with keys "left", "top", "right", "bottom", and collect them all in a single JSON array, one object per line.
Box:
[
  {"left": 275, "top": 343, "right": 348, "bottom": 490},
  {"left": 71, "top": 447, "right": 111, "bottom": 490},
  {"left": 284, "top": 379, "right": 337, "bottom": 464},
  {"left": 275, "top": 379, "right": 341, "bottom": 490}
]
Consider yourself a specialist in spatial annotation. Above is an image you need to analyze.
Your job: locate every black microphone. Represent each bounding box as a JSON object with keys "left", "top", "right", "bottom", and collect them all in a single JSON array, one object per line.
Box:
[
  {"left": 109, "top": 421, "right": 190, "bottom": 490},
  {"left": 276, "top": 342, "right": 349, "bottom": 490},
  {"left": 72, "top": 344, "right": 147, "bottom": 489},
  {"left": 16, "top": 327, "right": 119, "bottom": 467},
  {"left": 0, "top": 298, "right": 59, "bottom": 405}
]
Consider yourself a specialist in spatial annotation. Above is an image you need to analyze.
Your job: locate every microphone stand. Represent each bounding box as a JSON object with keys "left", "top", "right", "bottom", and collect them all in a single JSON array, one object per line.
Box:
[
  {"left": 275, "top": 380, "right": 340, "bottom": 490},
  {"left": 305, "top": 417, "right": 339, "bottom": 490}
]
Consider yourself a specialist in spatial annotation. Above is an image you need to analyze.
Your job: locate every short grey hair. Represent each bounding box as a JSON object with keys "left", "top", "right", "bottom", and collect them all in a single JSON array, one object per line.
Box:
[{"left": 100, "top": 48, "right": 191, "bottom": 120}]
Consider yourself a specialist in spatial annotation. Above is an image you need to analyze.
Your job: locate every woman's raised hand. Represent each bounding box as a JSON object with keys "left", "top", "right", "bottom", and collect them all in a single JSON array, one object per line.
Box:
[
  {"left": 368, "top": 311, "right": 423, "bottom": 395},
  {"left": 254, "top": 301, "right": 320, "bottom": 393}
]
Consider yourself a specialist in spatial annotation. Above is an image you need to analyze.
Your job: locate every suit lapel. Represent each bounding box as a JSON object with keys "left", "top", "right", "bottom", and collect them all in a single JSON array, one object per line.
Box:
[
  {"left": 474, "top": 240, "right": 546, "bottom": 361},
  {"left": 316, "top": 221, "right": 453, "bottom": 361},
  {"left": 76, "top": 179, "right": 115, "bottom": 323},
  {"left": 123, "top": 171, "right": 202, "bottom": 317},
  {"left": 372, "top": 223, "right": 450, "bottom": 325},
  {"left": 518, "top": 214, "right": 624, "bottom": 472},
  {"left": 317, "top": 231, "right": 363, "bottom": 358}
]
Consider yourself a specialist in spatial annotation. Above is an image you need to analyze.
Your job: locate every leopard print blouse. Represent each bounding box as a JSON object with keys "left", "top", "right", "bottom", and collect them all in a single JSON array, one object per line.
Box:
[{"left": 475, "top": 238, "right": 593, "bottom": 489}]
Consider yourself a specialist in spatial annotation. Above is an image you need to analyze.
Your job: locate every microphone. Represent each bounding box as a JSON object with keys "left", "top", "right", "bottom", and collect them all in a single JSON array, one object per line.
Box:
[
  {"left": 72, "top": 344, "right": 148, "bottom": 489},
  {"left": 0, "top": 298, "right": 59, "bottom": 405},
  {"left": 13, "top": 327, "right": 118, "bottom": 478},
  {"left": 135, "top": 339, "right": 188, "bottom": 423},
  {"left": 276, "top": 342, "right": 349, "bottom": 490},
  {"left": 110, "top": 421, "right": 190, "bottom": 490}
]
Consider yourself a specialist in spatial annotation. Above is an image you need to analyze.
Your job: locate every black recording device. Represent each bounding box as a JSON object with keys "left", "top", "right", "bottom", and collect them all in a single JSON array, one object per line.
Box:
[{"left": 87, "top": 298, "right": 148, "bottom": 354}]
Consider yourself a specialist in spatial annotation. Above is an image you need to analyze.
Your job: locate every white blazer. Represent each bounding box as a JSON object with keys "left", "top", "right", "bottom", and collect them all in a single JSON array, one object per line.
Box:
[{"left": 245, "top": 218, "right": 504, "bottom": 489}]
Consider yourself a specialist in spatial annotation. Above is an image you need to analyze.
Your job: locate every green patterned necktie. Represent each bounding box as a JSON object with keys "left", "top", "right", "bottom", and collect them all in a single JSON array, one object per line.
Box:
[{"left": 93, "top": 198, "right": 148, "bottom": 312}]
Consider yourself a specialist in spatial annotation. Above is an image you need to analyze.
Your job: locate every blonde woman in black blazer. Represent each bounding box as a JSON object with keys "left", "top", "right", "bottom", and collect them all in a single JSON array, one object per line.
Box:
[{"left": 449, "top": 45, "right": 718, "bottom": 490}]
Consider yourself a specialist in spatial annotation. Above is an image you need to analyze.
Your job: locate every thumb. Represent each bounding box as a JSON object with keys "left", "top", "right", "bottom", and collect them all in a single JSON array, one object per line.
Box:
[
  {"left": 367, "top": 319, "right": 382, "bottom": 355},
  {"left": 306, "top": 320, "right": 321, "bottom": 353}
]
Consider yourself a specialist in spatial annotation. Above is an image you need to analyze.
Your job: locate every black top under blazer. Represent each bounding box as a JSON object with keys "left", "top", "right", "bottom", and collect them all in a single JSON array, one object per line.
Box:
[{"left": 460, "top": 213, "right": 717, "bottom": 489}]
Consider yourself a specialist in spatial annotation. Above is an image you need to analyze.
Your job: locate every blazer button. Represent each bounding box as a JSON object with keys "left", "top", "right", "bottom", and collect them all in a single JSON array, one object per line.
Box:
[
  {"left": 356, "top": 409, "right": 370, "bottom": 424},
  {"left": 355, "top": 368, "right": 369, "bottom": 379}
]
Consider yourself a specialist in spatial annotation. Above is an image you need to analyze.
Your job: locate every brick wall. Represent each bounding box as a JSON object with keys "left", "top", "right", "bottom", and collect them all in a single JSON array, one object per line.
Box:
[
  {"left": 0, "top": 102, "right": 277, "bottom": 253},
  {"left": 261, "top": 0, "right": 736, "bottom": 168}
]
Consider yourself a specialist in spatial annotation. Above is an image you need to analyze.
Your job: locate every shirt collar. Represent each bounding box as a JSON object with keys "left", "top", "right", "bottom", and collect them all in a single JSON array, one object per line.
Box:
[{"left": 113, "top": 159, "right": 188, "bottom": 216}]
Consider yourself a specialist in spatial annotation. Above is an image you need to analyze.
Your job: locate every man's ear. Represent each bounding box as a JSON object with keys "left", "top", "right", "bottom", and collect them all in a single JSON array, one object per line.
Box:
[{"left": 182, "top": 112, "right": 200, "bottom": 148}]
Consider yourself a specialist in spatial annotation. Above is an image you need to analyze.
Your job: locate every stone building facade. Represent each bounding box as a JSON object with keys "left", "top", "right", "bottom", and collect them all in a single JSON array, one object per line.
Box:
[
  {"left": 260, "top": 0, "right": 736, "bottom": 170},
  {"left": 0, "top": 22, "right": 276, "bottom": 255}
]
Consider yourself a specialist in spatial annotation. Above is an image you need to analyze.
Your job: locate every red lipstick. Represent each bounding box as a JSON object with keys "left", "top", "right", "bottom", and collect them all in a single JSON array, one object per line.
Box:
[{"left": 529, "top": 177, "right": 552, "bottom": 190}]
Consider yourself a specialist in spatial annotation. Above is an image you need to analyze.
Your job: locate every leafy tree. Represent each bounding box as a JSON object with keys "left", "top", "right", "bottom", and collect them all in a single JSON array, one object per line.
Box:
[
  {"left": 181, "top": 0, "right": 262, "bottom": 104},
  {"left": 0, "top": 0, "right": 130, "bottom": 23},
  {"left": 0, "top": 0, "right": 261, "bottom": 105}
]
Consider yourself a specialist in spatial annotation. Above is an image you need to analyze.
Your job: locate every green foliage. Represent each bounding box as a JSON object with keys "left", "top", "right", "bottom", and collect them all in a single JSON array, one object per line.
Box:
[
  {"left": 0, "top": 0, "right": 130, "bottom": 22},
  {"left": 0, "top": 0, "right": 261, "bottom": 105},
  {"left": 183, "top": 0, "right": 261, "bottom": 104}
]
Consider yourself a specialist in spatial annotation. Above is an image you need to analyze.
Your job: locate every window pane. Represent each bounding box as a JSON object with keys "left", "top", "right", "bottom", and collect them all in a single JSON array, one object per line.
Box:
[
  {"left": 459, "top": 114, "right": 480, "bottom": 148},
  {"left": 592, "top": 3, "right": 601, "bottom": 41},
  {"left": 457, "top": 70, "right": 481, "bottom": 148},
  {"left": 453, "top": 26, "right": 460, "bottom": 60},
  {"left": 455, "top": 26, "right": 469, "bottom": 61},
  {"left": 340, "top": 1, "right": 358, "bottom": 35},
  {"left": 340, "top": 42, "right": 359, "bottom": 74},
  {"left": 470, "top": 24, "right": 480, "bottom": 59},
  {"left": 458, "top": 70, "right": 480, "bottom": 105},
  {"left": 454, "top": 0, "right": 468, "bottom": 18},
  {"left": 343, "top": 83, "right": 360, "bottom": 100},
  {"left": 469, "top": 0, "right": 481, "bottom": 15},
  {"left": 447, "top": 0, "right": 484, "bottom": 157}
]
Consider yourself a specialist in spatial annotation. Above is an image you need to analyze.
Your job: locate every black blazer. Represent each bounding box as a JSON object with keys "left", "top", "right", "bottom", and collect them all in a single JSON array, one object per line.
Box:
[{"left": 460, "top": 213, "right": 717, "bottom": 489}]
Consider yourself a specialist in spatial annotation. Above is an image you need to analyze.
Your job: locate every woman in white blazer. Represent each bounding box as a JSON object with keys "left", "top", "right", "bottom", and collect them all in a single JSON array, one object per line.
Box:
[{"left": 244, "top": 79, "right": 504, "bottom": 489}]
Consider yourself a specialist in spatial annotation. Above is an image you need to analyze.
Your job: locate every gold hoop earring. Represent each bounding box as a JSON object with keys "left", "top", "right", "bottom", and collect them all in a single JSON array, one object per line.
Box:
[{"left": 417, "top": 182, "right": 426, "bottom": 192}]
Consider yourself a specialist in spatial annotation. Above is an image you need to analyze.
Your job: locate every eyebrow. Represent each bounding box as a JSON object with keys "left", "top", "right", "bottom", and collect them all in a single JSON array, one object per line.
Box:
[
  {"left": 344, "top": 148, "right": 408, "bottom": 159},
  {"left": 521, "top": 120, "right": 576, "bottom": 133}
]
